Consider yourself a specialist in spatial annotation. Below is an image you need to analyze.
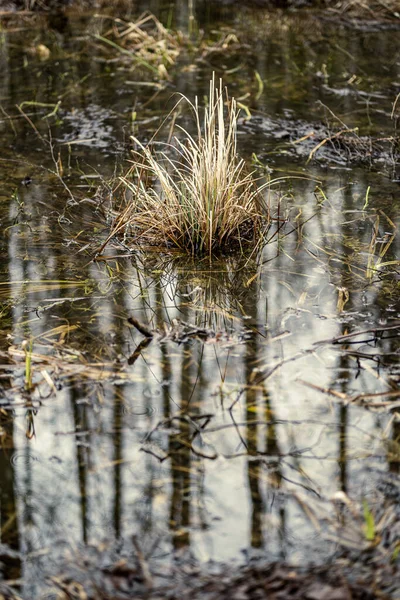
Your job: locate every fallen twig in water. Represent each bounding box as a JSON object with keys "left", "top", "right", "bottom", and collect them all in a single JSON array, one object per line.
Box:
[
  {"left": 313, "top": 322, "right": 400, "bottom": 346},
  {"left": 299, "top": 379, "right": 400, "bottom": 409},
  {"left": 128, "top": 315, "right": 226, "bottom": 344}
]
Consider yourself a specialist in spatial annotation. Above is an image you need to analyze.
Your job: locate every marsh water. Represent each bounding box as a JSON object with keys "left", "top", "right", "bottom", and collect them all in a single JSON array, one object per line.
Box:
[{"left": 0, "top": 2, "right": 399, "bottom": 597}]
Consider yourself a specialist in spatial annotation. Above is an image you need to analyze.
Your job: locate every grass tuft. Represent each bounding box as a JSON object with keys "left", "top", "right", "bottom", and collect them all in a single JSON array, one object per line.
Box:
[{"left": 118, "top": 76, "right": 270, "bottom": 257}]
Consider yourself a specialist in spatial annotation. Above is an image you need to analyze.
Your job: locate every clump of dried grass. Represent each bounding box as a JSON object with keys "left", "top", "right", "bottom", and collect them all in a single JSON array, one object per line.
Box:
[
  {"left": 96, "top": 12, "right": 182, "bottom": 79},
  {"left": 95, "top": 12, "right": 246, "bottom": 80},
  {"left": 118, "top": 77, "right": 269, "bottom": 257}
]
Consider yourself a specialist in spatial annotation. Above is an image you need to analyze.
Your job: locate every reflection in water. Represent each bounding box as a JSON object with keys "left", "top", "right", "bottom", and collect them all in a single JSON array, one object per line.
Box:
[
  {"left": 113, "top": 387, "right": 122, "bottom": 539},
  {"left": 1, "top": 197, "right": 398, "bottom": 591},
  {"left": 243, "top": 279, "right": 286, "bottom": 555},
  {"left": 389, "top": 416, "right": 400, "bottom": 475},
  {"left": 0, "top": 169, "right": 398, "bottom": 591},
  {"left": 0, "top": 411, "right": 21, "bottom": 582},
  {"left": 72, "top": 385, "right": 89, "bottom": 544},
  {"left": 244, "top": 283, "right": 264, "bottom": 550},
  {"left": 170, "top": 307, "right": 193, "bottom": 551},
  {"left": 339, "top": 403, "right": 348, "bottom": 494}
]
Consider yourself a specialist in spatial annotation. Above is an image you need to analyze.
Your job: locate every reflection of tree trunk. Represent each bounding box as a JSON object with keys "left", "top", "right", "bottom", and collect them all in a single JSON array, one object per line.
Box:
[
  {"left": 169, "top": 344, "right": 191, "bottom": 551},
  {"left": 337, "top": 339, "right": 351, "bottom": 494},
  {"left": 243, "top": 283, "right": 263, "bottom": 549},
  {"left": 113, "top": 390, "right": 122, "bottom": 539},
  {"left": 246, "top": 388, "right": 264, "bottom": 548},
  {"left": 339, "top": 405, "right": 348, "bottom": 492},
  {"left": 243, "top": 280, "right": 285, "bottom": 552},
  {"left": 168, "top": 298, "right": 194, "bottom": 552},
  {"left": 72, "top": 389, "right": 89, "bottom": 544},
  {"left": 169, "top": 432, "right": 191, "bottom": 550},
  {"left": 388, "top": 412, "right": 400, "bottom": 474},
  {"left": 246, "top": 443, "right": 263, "bottom": 548},
  {"left": 112, "top": 296, "right": 126, "bottom": 540},
  {"left": 263, "top": 385, "right": 286, "bottom": 557},
  {"left": 155, "top": 277, "right": 171, "bottom": 421},
  {"left": 0, "top": 412, "right": 21, "bottom": 581},
  {"left": 335, "top": 191, "right": 359, "bottom": 494}
]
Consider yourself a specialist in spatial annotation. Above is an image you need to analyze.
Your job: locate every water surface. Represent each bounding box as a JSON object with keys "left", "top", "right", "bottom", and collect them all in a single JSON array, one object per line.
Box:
[{"left": 0, "top": 3, "right": 399, "bottom": 597}]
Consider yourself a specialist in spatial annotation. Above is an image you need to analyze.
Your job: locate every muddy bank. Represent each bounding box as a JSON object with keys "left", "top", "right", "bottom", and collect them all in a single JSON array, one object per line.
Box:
[
  {"left": 0, "top": 564, "right": 382, "bottom": 599},
  {"left": 1, "top": 542, "right": 398, "bottom": 599}
]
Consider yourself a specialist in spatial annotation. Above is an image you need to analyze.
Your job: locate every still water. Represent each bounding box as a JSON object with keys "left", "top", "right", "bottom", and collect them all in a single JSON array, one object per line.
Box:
[{"left": 0, "top": 2, "right": 399, "bottom": 597}]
